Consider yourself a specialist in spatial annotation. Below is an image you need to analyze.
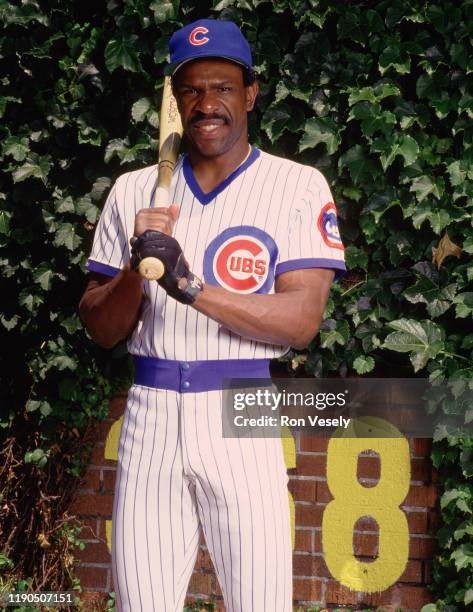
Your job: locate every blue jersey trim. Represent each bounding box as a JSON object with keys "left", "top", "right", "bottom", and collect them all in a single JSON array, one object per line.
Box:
[
  {"left": 86, "top": 259, "right": 121, "bottom": 277},
  {"left": 275, "top": 258, "right": 347, "bottom": 282},
  {"left": 183, "top": 147, "right": 261, "bottom": 205}
]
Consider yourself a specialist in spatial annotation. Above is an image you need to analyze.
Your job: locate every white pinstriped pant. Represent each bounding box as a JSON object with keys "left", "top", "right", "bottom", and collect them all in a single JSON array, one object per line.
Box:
[{"left": 112, "top": 384, "right": 292, "bottom": 612}]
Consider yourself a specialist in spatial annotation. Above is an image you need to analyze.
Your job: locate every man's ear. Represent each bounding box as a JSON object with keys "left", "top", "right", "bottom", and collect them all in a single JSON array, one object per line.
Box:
[{"left": 245, "top": 80, "right": 259, "bottom": 112}]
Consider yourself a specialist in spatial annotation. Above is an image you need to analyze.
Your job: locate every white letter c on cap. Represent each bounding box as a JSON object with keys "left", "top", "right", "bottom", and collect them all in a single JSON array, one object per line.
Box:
[{"left": 189, "top": 26, "right": 209, "bottom": 46}]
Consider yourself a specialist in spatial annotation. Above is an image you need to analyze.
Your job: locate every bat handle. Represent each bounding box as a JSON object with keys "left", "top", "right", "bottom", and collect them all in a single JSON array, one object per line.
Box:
[{"left": 130, "top": 186, "right": 170, "bottom": 281}]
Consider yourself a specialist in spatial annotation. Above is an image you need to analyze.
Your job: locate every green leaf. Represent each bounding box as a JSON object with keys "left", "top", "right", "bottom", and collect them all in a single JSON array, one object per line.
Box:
[
  {"left": 299, "top": 117, "right": 340, "bottom": 154},
  {"left": 26, "top": 400, "right": 41, "bottom": 413},
  {"left": 53, "top": 223, "right": 82, "bottom": 251},
  {"left": 12, "top": 155, "right": 51, "bottom": 184},
  {"left": 383, "top": 319, "right": 444, "bottom": 372},
  {"left": 353, "top": 355, "right": 375, "bottom": 374},
  {"left": 344, "top": 245, "right": 368, "bottom": 270},
  {"left": 150, "top": 0, "right": 178, "bottom": 23},
  {"left": 320, "top": 319, "right": 350, "bottom": 350},
  {"left": 420, "top": 605, "right": 437, "bottom": 612},
  {"left": 33, "top": 265, "right": 53, "bottom": 291},
  {"left": 105, "top": 35, "right": 142, "bottom": 73},
  {"left": 402, "top": 278, "right": 456, "bottom": 318},
  {"left": 0, "top": 210, "right": 11, "bottom": 235},
  {"left": 132, "top": 97, "right": 151, "bottom": 123},
  {"left": 261, "top": 103, "right": 304, "bottom": 144},
  {"left": 339, "top": 145, "right": 377, "bottom": 184},
  {"left": 453, "top": 293, "right": 473, "bottom": 319},
  {"left": 451, "top": 544, "right": 473, "bottom": 571},
  {"left": 2, "top": 135, "right": 30, "bottom": 161},
  {"left": 465, "top": 589, "right": 473, "bottom": 606},
  {"left": 409, "top": 175, "right": 444, "bottom": 203},
  {"left": 379, "top": 45, "right": 411, "bottom": 75}
]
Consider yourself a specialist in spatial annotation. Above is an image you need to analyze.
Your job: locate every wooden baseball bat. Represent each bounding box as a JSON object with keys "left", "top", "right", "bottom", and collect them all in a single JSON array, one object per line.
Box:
[{"left": 135, "top": 76, "right": 183, "bottom": 280}]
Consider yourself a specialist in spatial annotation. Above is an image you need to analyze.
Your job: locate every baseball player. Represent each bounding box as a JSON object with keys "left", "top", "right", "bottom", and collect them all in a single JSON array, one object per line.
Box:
[{"left": 79, "top": 19, "right": 346, "bottom": 612}]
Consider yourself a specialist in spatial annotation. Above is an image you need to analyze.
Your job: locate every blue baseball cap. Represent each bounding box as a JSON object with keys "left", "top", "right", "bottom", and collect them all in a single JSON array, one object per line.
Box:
[{"left": 165, "top": 19, "right": 253, "bottom": 76}]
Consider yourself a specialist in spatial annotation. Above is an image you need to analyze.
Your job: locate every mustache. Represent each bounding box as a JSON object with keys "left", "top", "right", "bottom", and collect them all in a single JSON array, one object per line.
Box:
[{"left": 189, "top": 112, "right": 229, "bottom": 125}]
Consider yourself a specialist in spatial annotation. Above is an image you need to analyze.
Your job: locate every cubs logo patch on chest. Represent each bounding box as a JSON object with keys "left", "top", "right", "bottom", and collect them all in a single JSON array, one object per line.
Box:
[
  {"left": 203, "top": 226, "right": 278, "bottom": 294},
  {"left": 317, "top": 202, "right": 344, "bottom": 250}
]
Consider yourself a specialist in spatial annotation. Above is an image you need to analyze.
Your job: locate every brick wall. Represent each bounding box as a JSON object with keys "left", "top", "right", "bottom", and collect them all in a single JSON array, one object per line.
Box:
[{"left": 72, "top": 392, "right": 437, "bottom": 611}]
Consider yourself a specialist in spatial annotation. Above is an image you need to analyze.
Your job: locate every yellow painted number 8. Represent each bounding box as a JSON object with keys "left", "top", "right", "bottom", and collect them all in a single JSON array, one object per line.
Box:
[{"left": 322, "top": 418, "right": 410, "bottom": 592}]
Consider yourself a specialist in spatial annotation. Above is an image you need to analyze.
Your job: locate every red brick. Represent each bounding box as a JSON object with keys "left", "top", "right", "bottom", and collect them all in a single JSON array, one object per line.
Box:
[
  {"left": 361, "top": 587, "right": 394, "bottom": 607},
  {"left": 411, "top": 438, "right": 431, "bottom": 457},
  {"left": 293, "top": 553, "right": 331, "bottom": 579},
  {"left": 299, "top": 437, "right": 328, "bottom": 452},
  {"left": 354, "top": 516, "right": 378, "bottom": 532},
  {"left": 194, "top": 549, "right": 215, "bottom": 572},
  {"left": 295, "top": 504, "right": 323, "bottom": 528},
  {"left": 71, "top": 493, "right": 113, "bottom": 517},
  {"left": 313, "top": 530, "right": 322, "bottom": 552},
  {"left": 400, "top": 585, "right": 433, "bottom": 608},
  {"left": 80, "top": 468, "right": 100, "bottom": 491},
  {"left": 294, "top": 529, "right": 313, "bottom": 553},
  {"left": 409, "top": 536, "right": 436, "bottom": 559},
  {"left": 96, "top": 518, "right": 107, "bottom": 540},
  {"left": 188, "top": 572, "right": 220, "bottom": 597},
  {"left": 75, "top": 541, "right": 111, "bottom": 564},
  {"left": 406, "top": 510, "right": 428, "bottom": 534},
  {"left": 424, "top": 560, "right": 432, "bottom": 583},
  {"left": 357, "top": 455, "right": 380, "bottom": 482},
  {"left": 78, "top": 592, "right": 109, "bottom": 611},
  {"left": 188, "top": 572, "right": 212, "bottom": 595},
  {"left": 405, "top": 484, "right": 438, "bottom": 507},
  {"left": 325, "top": 580, "right": 358, "bottom": 605},
  {"left": 289, "top": 479, "right": 316, "bottom": 502},
  {"left": 429, "top": 510, "right": 442, "bottom": 530},
  {"left": 293, "top": 553, "right": 321, "bottom": 576},
  {"left": 74, "top": 565, "right": 108, "bottom": 590},
  {"left": 353, "top": 532, "right": 379, "bottom": 557},
  {"left": 293, "top": 577, "right": 323, "bottom": 601},
  {"left": 411, "top": 457, "right": 433, "bottom": 481},
  {"left": 400, "top": 559, "right": 423, "bottom": 583},
  {"left": 295, "top": 454, "right": 326, "bottom": 477},
  {"left": 102, "top": 469, "right": 116, "bottom": 493},
  {"left": 315, "top": 480, "right": 333, "bottom": 503},
  {"left": 77, "top": 518, "right": 100, "bottom": 541},
  {"left": 361, "top": 585, "right": 400, "bottom": 607},
  {"left": 90, "top": 444, "right": 118, "bottom": 467},
  {"left": 107, "top": 395, "right": 127, "bottom": 420}
]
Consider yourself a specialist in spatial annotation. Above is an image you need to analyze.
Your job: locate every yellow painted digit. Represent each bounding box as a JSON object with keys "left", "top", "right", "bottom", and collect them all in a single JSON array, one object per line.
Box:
[
  {"left": 322, "top": 418, "right": 410, "bottom": 592},
  {"left": 104, "top": 416, "right": 123, "bottom": 553},
  {"left": 281, "top": 426, "right": 296, "bottom": 549}
]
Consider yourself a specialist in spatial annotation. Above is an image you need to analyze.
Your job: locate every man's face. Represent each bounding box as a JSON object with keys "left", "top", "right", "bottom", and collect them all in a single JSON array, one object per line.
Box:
[{"left": 172, "top": 58, "right": 258, "bottom": 158}]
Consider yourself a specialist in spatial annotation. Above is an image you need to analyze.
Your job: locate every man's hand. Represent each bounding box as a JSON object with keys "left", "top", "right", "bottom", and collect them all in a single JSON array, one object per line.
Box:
[
  {"left": 133, "top": 203, "right": 179, "bottom": 237},
  {"left": 130, "top": 230, "right": 203, "bottom": 304}
]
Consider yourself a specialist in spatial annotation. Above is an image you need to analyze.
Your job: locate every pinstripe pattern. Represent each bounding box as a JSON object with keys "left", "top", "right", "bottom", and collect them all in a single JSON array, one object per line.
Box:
[
  {"left": 90, "top": 149, "right": 345, "bottom": 610},
  {"left": 86, "top": 148, "right": 346, "bottom": 362},
  {"left": 112, "top": 385, "right": 292, "bottom": 612}
]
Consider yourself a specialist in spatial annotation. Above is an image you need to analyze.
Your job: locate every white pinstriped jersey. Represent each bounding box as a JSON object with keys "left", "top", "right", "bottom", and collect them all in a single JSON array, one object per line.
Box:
[{"left": 86, "top": 148, "right": 346, "bottom": 361}]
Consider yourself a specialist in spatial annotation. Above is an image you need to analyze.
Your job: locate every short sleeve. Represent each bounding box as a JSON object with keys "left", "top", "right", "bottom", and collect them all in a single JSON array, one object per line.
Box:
[
  {"left": 275, "top": 169, "right": 346, "bottom": 281},
  {"left": 86, "top": 182, "right": 130, "bottom": 277}
]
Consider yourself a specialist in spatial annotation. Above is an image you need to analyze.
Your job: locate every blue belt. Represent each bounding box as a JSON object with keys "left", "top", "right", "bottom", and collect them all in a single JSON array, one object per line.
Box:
[{"left": 133, "top": 356, "right": 271, "bottom": 393}]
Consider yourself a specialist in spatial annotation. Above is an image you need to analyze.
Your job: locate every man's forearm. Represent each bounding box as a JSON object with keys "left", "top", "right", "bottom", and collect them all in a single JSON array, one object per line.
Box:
[
  {"left": 192, "top": 270, "right": 334, "bottom": 350},
  {"left": 79, "top": 267, "right": 143, "bottom": 348}
]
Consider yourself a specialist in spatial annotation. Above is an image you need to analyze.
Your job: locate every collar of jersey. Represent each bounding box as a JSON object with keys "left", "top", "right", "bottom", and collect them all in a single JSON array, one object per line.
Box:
[{"left": 182, "top": 146, "right": 260, "bottom": 205}]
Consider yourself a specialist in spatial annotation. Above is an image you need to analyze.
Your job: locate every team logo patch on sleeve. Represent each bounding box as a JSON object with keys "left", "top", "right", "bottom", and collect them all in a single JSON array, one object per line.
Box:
[
  {"left": 317, "top": 202, "right": 344, "bottom": 250},
  {"left": 204, "top": 226, "right": 278, "bottom": 294},
  {"left": 189, "top": 26, "right": 209, "bottom": 46}
]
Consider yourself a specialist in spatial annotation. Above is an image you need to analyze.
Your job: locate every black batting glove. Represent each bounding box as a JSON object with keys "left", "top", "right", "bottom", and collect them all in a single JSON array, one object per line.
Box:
[{"left": 130, "top": 230, "right": 203, "bottom": 304}]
